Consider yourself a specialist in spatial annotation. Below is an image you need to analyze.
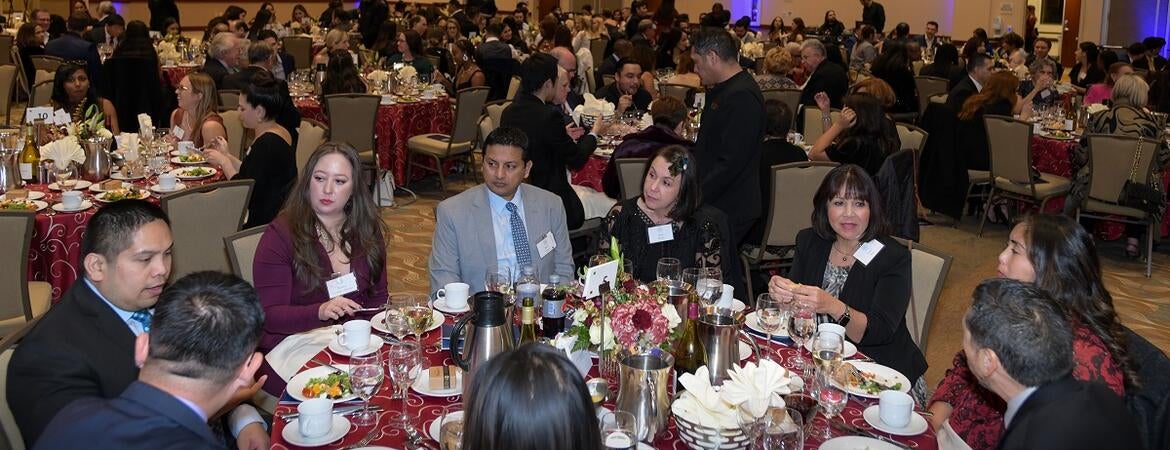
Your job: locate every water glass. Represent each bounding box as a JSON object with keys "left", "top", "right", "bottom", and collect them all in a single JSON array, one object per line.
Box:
[
  {"left": 735, "top": 403, "right": 765, "bottom": 448},
  {"left": 788, "top": 302, "right": 816, "bottom": 370},
  {"left": 758, "top": 407, "right": 803, "bottom": 450},
  {"left": 695, "top": 267, "right": 723, "bottom": 307},
  {"left": 755, "top": 293, "right": 787, "bottom": 361},
  {"left": 815, "top": 366, "right": 848, "bottom": 439},
  {"left": 655, "top": 257, "right": 681, "bottom": 288},
  {"left": 439, "top": 404, "right": 463, "bottom": 450},
  {"left": 484, "top": 264, "right": 512, "bottom": 295},
  {"left": 53, "top": 164, "right": 74, "bottom": 190},
  {"left": 348, "top": 351, "right": 384, "bottom": 426},
  {"left": 600, "top": 411, "right": 643, "bottom": 449},
  {"left": 386, "top": 340, "right": 423, "bottom": 428}
]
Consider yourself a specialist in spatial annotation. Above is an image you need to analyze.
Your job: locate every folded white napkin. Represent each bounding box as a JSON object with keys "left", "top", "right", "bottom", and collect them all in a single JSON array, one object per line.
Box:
[
  {"left": 116, "top": 133, "right": 140, "bottom": 161},
  {"left": 264, "top": 325, "right": 338, "bottom": 382},
  {"left": 1086, "top": 103, "right": 1108, "bottom": 115},
  {"left": 719, "top": 359, "right": 797, "bottom": 418},
  {"left": 573, "top": 94, "right": 617, "bottom": 124},
  {"left": 137, "top": 114, "right": 153, "bottom": 137},
  {"left": 40, "top": 136, "right": 84, "bottom": 169},
  {"left": 676, "top": 366, "right": 739, "bottom": 428},
  {"left": 366, "top": 70, "right": 390, "bottom": 83}
]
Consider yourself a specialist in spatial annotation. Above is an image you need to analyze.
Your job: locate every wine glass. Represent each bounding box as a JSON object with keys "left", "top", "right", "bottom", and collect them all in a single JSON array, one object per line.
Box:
[
  {"left": 655, "top": 257, "right": 681, "bottom": 288},
  {"left": 484, "top": 264, "right": 512, "bottom": 296},
  {"left": 348, "top": 350, "right": 384, "bottom": 426},
  {"left": 695, "top": 267, "right": 723, "bottom": 308},
  {"left": 439, "top": 404, "right": 464, "bottom": 450},
  {"left": 815, "top": 366, "right": 848, "bottom": 440},
  {"left": 53, "top": 164, "right": 75, "bottom": 190},
  {"left": 755, "top": 293, "right": 786, "bottom": 362},
  {"left": 758, "top": 406, "right": 804, "bottom": 450},
  {"left": 386, "top": 340, "right": 423, "bottom": 428},
  {"left": 600, "top": 411, "right": 644, "bottom": 449},
  {"left": 735, "top": 403, "right": 765, "bottom": 449},
  {"left": 788, "top": 302, "right": 816, "bottom": 370},
  {"left": 812, "top": 330, "right": 844, "bottom": 373}
]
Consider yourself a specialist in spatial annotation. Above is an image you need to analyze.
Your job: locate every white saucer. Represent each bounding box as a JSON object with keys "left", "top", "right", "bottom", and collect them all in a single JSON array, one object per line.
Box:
[
  {"left": 281, "top": 415, "right": 352, "bottom": 447},
  {"left": 110, "top": 172, "right": 146, "bottom": 181},
  {"left": 432, "top": 298, "right": 470, "bottom": 314},
  {"left": 427, "top": 410, "right": 463, "bottom": 441},
  {"left": 803, "top": 338, "right": 858, "bottom": 359},
  {"left": 1, "top": 191, "right": 45, "bottom": 201},
  {"left": 149, "top": 182, "right": 188, "bottom": 194},
  {"left": 48, "top": 180, "right": 93, "bottom": 191},
  {"left": 411, "top": 367, "right": 462, "bottom": 397},
  {"left": 327, "top": 335, "right": 384, "bottom": 357},
  {"left": 739, "top": 340, "right": 752, "bottom": 361},
  {"left": 52, "top": 200, "right": 93, "bottom": 212},
  {"left": 819, "top": 436, "right": 901, "bottom": 450},
  {"left": 862, "top": 405, "right": 928, "bottom": 436}
]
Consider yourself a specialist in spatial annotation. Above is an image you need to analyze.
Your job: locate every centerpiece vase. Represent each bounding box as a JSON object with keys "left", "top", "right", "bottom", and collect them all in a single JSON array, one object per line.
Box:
[
  {"left": 615, "top": 347, "right": 675, "bottom": 443},
  {"left": 80, "top": 136, "right": 112, "bottom": 182}
]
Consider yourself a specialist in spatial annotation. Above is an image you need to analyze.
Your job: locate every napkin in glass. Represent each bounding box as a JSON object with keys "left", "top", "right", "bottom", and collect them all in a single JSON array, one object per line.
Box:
[{"left": 40, "top": 136, "right": 84, "bottom": 169}]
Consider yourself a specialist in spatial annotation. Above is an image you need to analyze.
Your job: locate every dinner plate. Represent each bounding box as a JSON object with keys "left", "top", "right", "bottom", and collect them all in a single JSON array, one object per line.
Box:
[
  {"left": 170, "top": 156, "right": 208, "bottom": 165},
  {"left": 803, "top": 338, "right": 858, "bottom": 359},
  {"left": 327, "top": 335, "right": 384, "bottom": 357},
  {"left": 0, "top": 200, "right": 48, "bottom": 211},
  {"left": 863, "top": 405, "right": 928, "bottom": 436},
  {"left": 743, "top": 311, "right": 790, "bottom": 340},
  {"left": 371, "top": 309, "right": 444, "bottom": 335},
  {"left": 818, "top": 436, "right": 902, "bottom": 450},
  {"left": 427, "top": 410, "right": 463, "bottom": 442},
  {"left": 149, "top": 182, "right": 188, "bottom": 194},
  {"left": 52, "top": 200, "right": 93, "bottom": 212},
  {"left": 109, "top": 171, "right": 147, "bottom": 181},
  {"left": 170, "top": 167, "right": 217, "bottom": 180},
  {"left": 432, "top": 298, "right": 470, "bottom": 314},
  {"left": 287, "top": 364, "right": 359, "bottom": 403},
  {"left": 1040, "top": 131, "right": 1078, "bottom": 141},
  {"left": 47, "top": 180, "right": 93, "bottom": 191},
  {"left": 1, "top": 191, "right": 46, "bottom": 201},
  {"left": 89, "top": 182, "right": 131, "bottom": 193},
  {"left": 93, "top": 189, "right": 151, "bottom": 203},
  {"left": 832, "top": 361, "right": 911, "bottom": 399},
  {"left": 281, "top": 415, "right": 351, "bottom": 447},
  {"left": 412, "top": 366, "right": 463, "bottom": 397}
]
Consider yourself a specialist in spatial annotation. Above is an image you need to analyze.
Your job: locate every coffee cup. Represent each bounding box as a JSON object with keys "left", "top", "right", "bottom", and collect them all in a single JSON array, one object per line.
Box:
[
  {"left": 296, "top": 397, "right": 334, "bottom": 438},
  {"left": 716, "top": 283, "right": 735, "bottom": 309},
  {"left": 818, "top": 322, "right": 847, "bottom": 338},
  {"left": 177, "top": 140, "right": 195, "bottom": 155},
  {"left": 437, "top": 282, "right": 470, "bottom": 310},
  {"left": 337, "top": 319, "right": 372, "bottom": 352},
  {"left": 878, "top": 390, "right": 914, "bottom": 428},
  {"left": 158, "top": 173, "right": 178, "bottom": 190},
  {"left": 60, "top": 191, "right": 82, "bottom": 209}
]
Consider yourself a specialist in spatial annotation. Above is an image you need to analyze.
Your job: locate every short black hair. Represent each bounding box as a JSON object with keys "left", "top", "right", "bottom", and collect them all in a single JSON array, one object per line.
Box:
[
  {"left": 615, "top": 57, "right": 642, "bottom": 75},
  {"left": 242, "top": 73, "right": 291, "bottom": 121},
  {"left": 691, "top": 27, "right": 738, "bottom": 62},
  {"left": 257, "top": 29, "right": 278, "bottom": 42},
  {"left": 810, "top": 164, "right": 887, "bottom": 241},
  {"left": 1143, "top": 36, "right": 1165, "bottom": 51},
  {"left": 926, "top": 20, "right": 939, "bottom": 29},
  {"left": 764, "top": 99, "right": 793, "bottom": 136},
  {"left": 106, "top": 14, "right": 125, "bottom": 27},
  {"left": 484, "top": 127, "right": 530, "bottom": 162},
  {"left": 965, "top": 278, "right": 1074, "bottom": 386},
  {"left": 81, "top": 200, "right": 170, "bottom": 273},
  {"left": 734, "top": 16, "right": 751, "bottom": 29},
  {"left": 149, "top": 271, "right": 264, "bottom": 385},
  {"left": 67, "top": 12, "right": 89, "bottom": 32},
  {"left": 643, "top": 145, "right": 702, "bottom": 221},
  {"left": 519, "top": 52, "right": 558, "bottom": 94},
  {"left": 967, "top": 52, "right": 992, "bottom": 73},
  {"left": 485, "top": 21, "right": 503, "bottom": 37}
]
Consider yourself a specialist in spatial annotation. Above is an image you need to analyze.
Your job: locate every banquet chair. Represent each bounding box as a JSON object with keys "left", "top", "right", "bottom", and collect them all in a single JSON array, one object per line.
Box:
[
  {"left": 282, "top": 36, "right": 313, "bottom": 71},
  {"left": 1077, "top": 134, "right": 1159, "bottom": 277},
  {"left": 9, "top": 45, "right": 26, "bottom": 101},
  {"left": 28, "top": 55, "right": 61, "bottom": 72},
  {"left": 217, "top": 89, "right": 241, "bottom": 112},
  {"left": 224, "top": 225, "right": 268, "bottom": 286},
  {"left": 894, "top": 237, "right": 953, "bottom": 352},
  {"left": 977, "top": 115, "right": 1070, "bottom": 237},
  {"left": 911, "top": 60, "right": 924, "bottom": 75},
  {"left": 584, "top": 67, "right": 596, "bottom": 94},
  {"left": 0, "top": 65, "right": 17, "bottom": 126},
  {"left": 406, "top": 86, "right": 489, "bottom": 191},
  {"left": 914, "top": 76, "right": 949, "bottom": 118},
  {"left": 29, "top": 80, "right": 51, "bottom": 107},
  {"left": 505, "top": 76, "right": 520, "bottom": 100},
  {"left": 589, "top": 38, "right": 608, "bottom": 69},
  {"left": 0, "top": 337, "right": 29, "bottom": 450},
  {"left": 658, "top": 83, "right": 694, "bottom": 104},
  {"left": 761, "top": 88, "right": 802, "bottom": 127},
  {"left": 602, "top": 73, "right": 615, "bottom": 89},
  {"left": 896, "top": 123, "right": 929, "bottom": 154},
  {"left": 800, "top": 107, "right": 841, "bottom": 143},
  {"left": 477, "top": 99, "right": 509, "bottom": 151},
  {"left": 161, "top": 179, "right": 254, "bottom": 279},
  {"left": 219, "top": 110, "right": 246, "bottom": 159},
  {"left": 295, "top": 118, "right": 329, "bottom": 172},
  {"left": 323, "top": 93, "right": 381, "bottom": 197},
  {"left": 739, "top": 161, "right": 838, "bottom": 301},
  {"left": 615, "top": 157, "right": 648, "bottom": 200},
  {"left": 0, "top": 211, "right": 51, "bottom": 337},
  {"left": 0, "top": 35, "right": 12, "bottom": 66}
]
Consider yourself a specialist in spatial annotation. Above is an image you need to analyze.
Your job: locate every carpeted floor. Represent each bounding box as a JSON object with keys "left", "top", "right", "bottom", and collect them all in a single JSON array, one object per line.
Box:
[{"left": 382, "top": 177, "right": 1170, "bottom": 388}]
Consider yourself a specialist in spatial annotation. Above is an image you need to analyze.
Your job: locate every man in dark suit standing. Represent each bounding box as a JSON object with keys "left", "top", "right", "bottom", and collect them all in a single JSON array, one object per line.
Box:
[
  {"left": 222, "top": 41, "right": 275, "bottom": 91},
  {"left": 46, "top": 13, "right": 103, "bottom": 84},
  {"left": 203, "top": 32, "right": 243, "bottom": 88},
  {"left": 36, "top": 272, "right": 266, "bottom": 450},
  {"left": 959, "top": 279, "right": 1140, "bottom": 450},
  {"left": 799, "top": 39, "right": 849, "bottom": 108},
  {"left": 449, "top": 0, "right": 477, "bottom": 37},
  {"left": 85, "top": 13, "right": 123, "bottom": 47},
  {"left": 8, "top": 200, "right": 267, "bottom": 449},
  {"left": 860, "top": 0, "right": 886, "bottom": 33},
  {"left": 500, "top": 53, "right": 608, "bottom": 230},
  {"left": 946, "top": 52, "right": 992, "bottom": 113}
]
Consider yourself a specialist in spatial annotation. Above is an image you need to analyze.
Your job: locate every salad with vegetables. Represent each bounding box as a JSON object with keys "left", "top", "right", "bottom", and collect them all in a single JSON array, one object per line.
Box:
[
  {"left": 0, "top": 200, "right": 36, "bottom": 210},
  {"left": 301, "top": 371, "right": 352, "bottom": 399}
]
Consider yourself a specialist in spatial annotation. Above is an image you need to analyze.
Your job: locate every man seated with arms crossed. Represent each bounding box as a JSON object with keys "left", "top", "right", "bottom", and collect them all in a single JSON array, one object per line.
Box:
[
  {"left": 595, "top": 58, "right": 654, "bottom": 116},
  {"left": 959, "top": 279, "right": 1140, "bottom": 450},
  {"left": 35, "top": 271, "right": 265, "bottom": 449},
  {"left": 429, "top": 127, "right": 575, "bottom": 294},
  {"left": 8, "top": 200, "right": 267, "bottom": 449}
]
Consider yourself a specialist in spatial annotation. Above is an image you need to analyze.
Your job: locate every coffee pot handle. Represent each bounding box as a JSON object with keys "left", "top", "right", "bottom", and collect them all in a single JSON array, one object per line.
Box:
[{"left": 449, "top": 312, "right": 474, "bottom": 370}]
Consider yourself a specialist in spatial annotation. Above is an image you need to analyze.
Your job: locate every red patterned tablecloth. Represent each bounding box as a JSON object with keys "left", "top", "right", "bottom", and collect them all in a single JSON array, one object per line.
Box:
[
  {"left": 270, "top": 316, "right": 938, "bottom": 449},
  {"left": 571, "top": 154, "right": 609, "bottom": 192},
  {"left": 161, "top": 65, "right": 198, "bottom": 90},
  {"left": 295, "top": 98, "right": 453, "bottom": 184},
  {"left": 25, "top": 170, "right": 225, "bottom": 301}
]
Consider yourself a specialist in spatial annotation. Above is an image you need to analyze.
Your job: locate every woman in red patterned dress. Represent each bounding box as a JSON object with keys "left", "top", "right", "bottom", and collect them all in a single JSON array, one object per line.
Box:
[{"left": 926, "top": 214, "right": 1136, "bottom": 450}]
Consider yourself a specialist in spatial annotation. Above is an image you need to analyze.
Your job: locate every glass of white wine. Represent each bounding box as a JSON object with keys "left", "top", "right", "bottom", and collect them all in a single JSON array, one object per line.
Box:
[{"left": 811, "top": 330, "right": 844, "bottom": 373}]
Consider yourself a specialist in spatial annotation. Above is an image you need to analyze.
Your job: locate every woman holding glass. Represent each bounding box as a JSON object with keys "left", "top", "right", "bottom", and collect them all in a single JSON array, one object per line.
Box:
[
  {"left": 767, "top": 164, "right": 926, "bottom": 402},
  {"left": 170, "top": 73, "right": 226, "bottom": 149},
  {"left": 252, "top": 142, "right": 389, "bottom": 395}
]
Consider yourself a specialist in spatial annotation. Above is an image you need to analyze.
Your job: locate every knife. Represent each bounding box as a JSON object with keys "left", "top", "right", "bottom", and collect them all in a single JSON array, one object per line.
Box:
[
  {"left": 442, "top": 365, "right": 451, "bottom": 390},
  {"left": 829, "top": 419, "right": 911, "bottom": 449},
  {"left": 278, "top": 404, "right": 383, "bottom": 422}
]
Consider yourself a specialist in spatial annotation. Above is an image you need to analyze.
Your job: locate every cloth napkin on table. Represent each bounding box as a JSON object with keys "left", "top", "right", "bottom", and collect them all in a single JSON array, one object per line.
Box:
[
  {"left": 264, "top": 325, "right": 338, "bottom": 383},
  {"left": 719, "top": 359, "right": 799, "bottom": 419},
  {"left": 572, "top": 94, "right": 616, "bottom": 125},
  {"left": 676, "top": 366, "right": 738, "bottom": 429},
  {"left": 137, "top": 114, "right": 153, "bottom": 137},
  {"left": 40, "top": 136, "right": 85, "bottom": 169},
  {"left": 552, "top": 333, "right": 593, "bottom": 377},
  {"left": 115, "top": 133, "right": 140, "bottom": 161}
]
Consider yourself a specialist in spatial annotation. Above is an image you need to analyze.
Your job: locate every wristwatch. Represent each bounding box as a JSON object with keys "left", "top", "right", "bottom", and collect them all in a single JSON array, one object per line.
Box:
[{"left": 836, "top": 304, "right": 852, "bottom": 326}]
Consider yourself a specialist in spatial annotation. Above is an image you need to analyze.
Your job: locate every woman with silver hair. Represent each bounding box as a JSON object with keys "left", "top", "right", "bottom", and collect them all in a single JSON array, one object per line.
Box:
[{"left": 1018, "top": 57, "right": 1060, "bottom": 109}]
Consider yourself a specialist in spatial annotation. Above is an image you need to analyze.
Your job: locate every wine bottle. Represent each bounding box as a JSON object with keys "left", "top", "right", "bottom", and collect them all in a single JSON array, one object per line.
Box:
[
  {"left": 18, "top": 123, "right": 39, "bottom": 184},
  {"left": 673, "top": 301, "right": 704, "bottom": 387},
  {"left": 518, "top": 296, "right": 538, "bottom": 345},
  {"left": 542, "top": 274, "right": 566, "bottom": 339}
]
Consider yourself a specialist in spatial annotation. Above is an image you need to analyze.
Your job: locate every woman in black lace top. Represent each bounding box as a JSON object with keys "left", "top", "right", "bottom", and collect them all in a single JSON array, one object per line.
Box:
[{"left": 600, "top": 145, "right": 735, "bottom": 285}]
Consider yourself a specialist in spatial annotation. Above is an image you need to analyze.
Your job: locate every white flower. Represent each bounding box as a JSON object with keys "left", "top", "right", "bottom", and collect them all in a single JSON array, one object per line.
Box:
[
  {"left": 572, "top": 308, "right": 589, "bottom": 326},
  {"left": 661, "top": 303, "right": 681, "bottom": 329},
  {"left": 398, "top": 65, "right": 418, "bottom": 80},
  {"left": 96, "top": 128, "right": 112, "bottom": 139},
  {"left": 367, "top": 70, "right": 390, "bottom": 83},
  {"left": 588, "top": 318, "right": 615, "bottom": 350}
]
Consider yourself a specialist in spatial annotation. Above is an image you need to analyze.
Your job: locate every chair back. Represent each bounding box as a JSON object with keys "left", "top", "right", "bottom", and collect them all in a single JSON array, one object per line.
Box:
[
  {"left": 33, "top": 69, "right": 51, "bottom": 86},
  {"left": 324, "top": 93, "right": 380, "bottom": 153},
  {"left": 757, "top": 162, "right": 838, "bottom": 248},
  {"left": 29, "top": 55, "right": 61, "bottom": 72},
  {"left": 602, "top": 73, "right": 615, "bottom": 88},
  {"left": 282, "top": 36, "right": 313, "bottom": 71},
  {"left": 584, "top": 66, "right": 596, "bottom": 94},
  {"left": 161, "top": 180, "right": 254, "bottom": 278},
  {"left": 295, "top": 118, "right": 329, "bottom": 172},
  {"left": 0, "top": 66, "right": 16, "bottom": 125},
  {"left": 658, "top": 83, "right": 693, "bottom": 103},
  {"left": 915, "top": 75, "right": 949, "bottom": 116},
  {"left": 30, "top": 80, "right": 52, "bottom": 107},
  {"left": 451, "top": 87, "right": 491, "bottom": 146},
  {"left": 478, "top": 57, "right": 519, "bottom": 101},
  {"left": 505, "top": 76, "right": 521, "bottom": 100},
  {"left": 761, "top": 88, "right": 802, "bottom": 125},
  {"left": 589, "top": 37, "right": 608, "bottom": 69},
  {"left": 425, "top": 54, "right": 441, "bottom": 71},
  {"left": 0, "top": 346, "right": 24, "bottom": 450},
  {"left": 218, "top": 89, "right": 240, "bottom": 112},
  {"left": 219, "top": 110, "right": 245, "bottom": 159},
  {"left": 801, "top": 108, "right": 841, "bottom": 143},
  {"left": 984, "top": 115, "right": 1034, "bottom": 188},
  {"left": 615, "top": 157, "right": 648, "bottom": 200},
  {"left": 0, "top": 211, "right": 34, "bottom": 322},
  {"left": 895, "top": 238, "right": 953, "bottom": 351},
  {"left": 224, "top": 225, "right": 268, "bottom": 285},
  {"left": 1086, "top": 134, "right": 1155, "bottom": 205},
  {"left": 485, "top": 100, "right": 510, "bottom": 129},
  {"left": 896, "top": 122, "right": 929, "bottom": 153},
  {"left": 0, "top": 35, "right": 13, "bottom": 66}
]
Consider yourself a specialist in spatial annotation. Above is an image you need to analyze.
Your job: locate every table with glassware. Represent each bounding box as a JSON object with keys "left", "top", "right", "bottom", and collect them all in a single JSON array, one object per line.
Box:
[{"left": 160, "top": 64, "right": 201, "bottom": 90}]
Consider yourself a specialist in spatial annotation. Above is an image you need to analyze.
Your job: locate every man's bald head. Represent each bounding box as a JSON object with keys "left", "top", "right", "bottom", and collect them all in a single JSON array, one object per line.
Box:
[{"left": 549, "top": 46, "right": 577, "bottom": 72}]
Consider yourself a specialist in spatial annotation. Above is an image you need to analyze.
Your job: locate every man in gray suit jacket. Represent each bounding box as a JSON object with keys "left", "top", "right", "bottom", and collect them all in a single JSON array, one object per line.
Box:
[{"left": 429, "top": 127, "right": 574, "bottom": 294}]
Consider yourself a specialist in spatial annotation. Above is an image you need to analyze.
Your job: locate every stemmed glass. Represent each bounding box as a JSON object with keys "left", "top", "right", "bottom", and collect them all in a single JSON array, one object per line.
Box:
[
  {"left": 484, "top": 264, "right": 513, "bottom": 297},
  {"left": 811, "top": 330, "right": 844, "bottom": 373},
  {"left": 788, "top": 301, "right": 816, "bottom": 370},
  {"left": 655, "top": 257, "right": 681, "bottom": 288},
  {"left": 755, "top": 293, "right": 787, "bottom": 361},
  {"left": 53, "top": 164, "right": 75, "bottom": 190},
  {"left": 814, "top": 366, "right": 848, "bottom": 440},
  {"left": 386, "top": 340, "right": 423, "bottom": 428},
  {"left": 736, "top": 403, "right": 765, "bottom": 449},
  {"left": 758, "top": 407, "right": 804, "bottom": 450},
  {"left": 439, "top": 404, "right": 464, "bottom": 450},
  {"left": 348, "top": 350, "right": 384, "bottom": 426}
]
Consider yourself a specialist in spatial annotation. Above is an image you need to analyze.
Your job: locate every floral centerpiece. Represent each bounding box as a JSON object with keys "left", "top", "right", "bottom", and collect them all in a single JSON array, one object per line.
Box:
[
  {"left": 741, "top": 42, "right": 764, "bottom": 59},
  {"left": 397, "top": 64, "right": 418, "bottom": 82},
  {"left": 156, "top": 41, "right": 181, "bottom": 64},
  {"left": 66, "top": 104, "right": 113, "bottom": 141}
]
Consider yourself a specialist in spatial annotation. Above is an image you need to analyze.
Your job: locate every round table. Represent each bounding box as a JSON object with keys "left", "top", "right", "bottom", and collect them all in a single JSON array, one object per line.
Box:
[
  {"left": 269, "top": 314, "right": 938, "bottom": 449},
  {"left": 571, "top": 154, "right": 609, "bottom": 192}
]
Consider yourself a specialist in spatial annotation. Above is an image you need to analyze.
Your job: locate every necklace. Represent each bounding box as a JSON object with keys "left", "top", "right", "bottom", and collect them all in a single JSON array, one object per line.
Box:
[{"left": 831, "top": 241, "right": 861, "bottom": 263}]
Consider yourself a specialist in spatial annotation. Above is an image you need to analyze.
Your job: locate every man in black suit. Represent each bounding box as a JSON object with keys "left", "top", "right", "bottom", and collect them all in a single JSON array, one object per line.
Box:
[
  {"left": 449, "top": 0, "right": 477, "bottom": 37},
  {"left": 959, "top": 279, "right": 1141, "bottom": 450},
  {"left": 860, "top": 0, "right": 886, "bottom": 33},
  {"left": 550, "top": 47, "right": 584, "bottom": 119},
  {"left": 624, "top": 1, "right": 650, "bottom": 41},
  {"left": 595, "top": 58, "right": 653, "bottom": 114},
  {"left": 629, "top": 19, "right": 656, "bottom": 53},
  {"left": 914, "top": 21, "right": 941, "bottom": 56},
  {"left": 596, "top": 38, "right": 632, "bottom": 90},
  {"left": 37, "top": 272, "right": 266, "bottom": 449},
  {"left": 799, "top": 39, "right": 849, "bottom": 108},
  {"left": 500, "top": 53, "right": 608, "bottom": 230},
  {"left": 946, "top": 52, "right": 993, "bottom": 113},
  {"left": 46, "top": 13, "right": 103, "bottom": 84},
  {"left": 85, "top": 13, "right": 123, "bottom": 47},
  {"left": 8, "top": 200, "right": 268, "bottom": 449},
  {"left": 222, "top": 41, "right": 275, "bottom": 91},
  {"left": 476, "top": 22, "right": 513, "bottom": 61},
  {"left": 203, "top": 32, "right": 243, "bottom": 88},
  {"left": 258, "top": 30, "right": 295, "bottom": 81}
]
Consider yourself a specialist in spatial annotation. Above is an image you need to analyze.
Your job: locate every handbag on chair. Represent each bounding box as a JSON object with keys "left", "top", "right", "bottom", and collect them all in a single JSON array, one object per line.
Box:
[{"left": 1119, "top": 138, "right": 1166, "bottom": 221}]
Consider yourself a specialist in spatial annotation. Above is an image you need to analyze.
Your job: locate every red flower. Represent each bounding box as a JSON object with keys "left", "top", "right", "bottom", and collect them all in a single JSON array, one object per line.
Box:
[{"left": 632, "top": 309, "right": 652, "bottom": 330}]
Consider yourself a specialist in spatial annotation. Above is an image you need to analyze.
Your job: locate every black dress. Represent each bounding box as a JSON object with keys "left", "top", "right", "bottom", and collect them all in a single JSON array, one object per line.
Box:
[
  {"left": 235, "top": 132, "right": 297, "bottom": 228},
  {"left": 956, "top": 98, "right": 1013, "bottom": 171},
  {"left": 826, "top": 136, "right": 889, "bottom": 177},
  {"left": 1069, "top": 62, "right": 1106, "bottom": 90},
  {"left": 600, "top": 199, "right": 734, "bottom": 286}
]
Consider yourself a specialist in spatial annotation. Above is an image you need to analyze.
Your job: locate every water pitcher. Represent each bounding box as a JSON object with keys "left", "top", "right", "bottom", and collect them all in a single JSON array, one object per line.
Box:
[
  {"left": 0, "top": 153, "right": 18, "bottom": 194},
  {"left": 615, "top": 348, "right": 674, "bottom": 443},
  {"left": 696, "top": 313, "right": 760, "bottom": 386},
  {"left": 80, "top": 136, "right": 112, "bottom": 182}
]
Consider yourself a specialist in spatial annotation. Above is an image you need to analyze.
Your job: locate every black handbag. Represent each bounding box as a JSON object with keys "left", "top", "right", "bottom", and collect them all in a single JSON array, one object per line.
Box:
[{"left": 1119, "top": 138, "right": 1167, "bottom": 221}]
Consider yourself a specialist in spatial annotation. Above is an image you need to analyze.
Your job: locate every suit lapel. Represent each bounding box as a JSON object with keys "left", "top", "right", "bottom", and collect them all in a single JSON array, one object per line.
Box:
[
  {"left": 71, "top": 282, "right": 137, "bottom": 358},
  {"left": 472, "top": 185, "right": 498, "bottom": 270}
]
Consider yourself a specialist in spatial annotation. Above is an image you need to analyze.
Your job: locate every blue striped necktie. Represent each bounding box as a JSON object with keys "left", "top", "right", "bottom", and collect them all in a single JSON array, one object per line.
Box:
[{"left": 506, "top": 202, "right": 533, "bottom": 267}]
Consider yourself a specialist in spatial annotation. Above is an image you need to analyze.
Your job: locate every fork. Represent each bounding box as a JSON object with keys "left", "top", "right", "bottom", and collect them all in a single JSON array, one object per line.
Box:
[{"left": 343, "top": 427, "right": 381, "bottom": 449}]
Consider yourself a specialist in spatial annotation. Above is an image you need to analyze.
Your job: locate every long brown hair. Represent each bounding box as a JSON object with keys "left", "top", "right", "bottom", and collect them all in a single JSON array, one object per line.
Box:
[
  {"left": 958, "top": 71, "right": 1019, "bottom": 120},
  {"left": 281, "top": 142, "right": 387, "bottom": 295},
  {"left": 185, "top": 72, "right": 221, "bottom": 128}
]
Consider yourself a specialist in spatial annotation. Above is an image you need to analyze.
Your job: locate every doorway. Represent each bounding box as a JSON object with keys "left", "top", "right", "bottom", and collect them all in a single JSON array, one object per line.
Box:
[{"left": 1060, "top": 0, "right": 1081, "bottom": 66}]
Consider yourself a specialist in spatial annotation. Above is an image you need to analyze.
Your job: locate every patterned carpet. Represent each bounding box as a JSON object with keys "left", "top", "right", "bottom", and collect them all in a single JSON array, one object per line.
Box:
[{"left": 381, "top": 179, "right": 1170, "bottom": 387}]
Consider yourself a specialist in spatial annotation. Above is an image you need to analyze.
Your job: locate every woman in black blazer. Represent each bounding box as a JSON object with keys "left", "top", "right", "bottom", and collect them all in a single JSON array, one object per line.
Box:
[{"left": 768, "top": 164, "right": 927, "bottom": 401}]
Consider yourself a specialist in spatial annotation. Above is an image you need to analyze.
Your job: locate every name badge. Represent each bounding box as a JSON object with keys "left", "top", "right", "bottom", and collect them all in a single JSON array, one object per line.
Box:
[
  {"left": 853, "top": 240, "right": 885, "bottom": 266},
  {"left": 1040, "top": 89, "right": 1052, "bottom": 99},
  {"left": 326, "top": 272, "right": 359, "bottom": 299},
  {"left": 172, "top": 125, "right": 185, "bottom": 140},
  {"left": 647, "top": 223, "right": 674, "bottom": 244},
  {"left": 537, "top": 231, "right": 556, "bottom": 258}
]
